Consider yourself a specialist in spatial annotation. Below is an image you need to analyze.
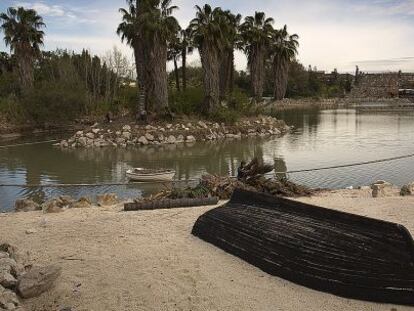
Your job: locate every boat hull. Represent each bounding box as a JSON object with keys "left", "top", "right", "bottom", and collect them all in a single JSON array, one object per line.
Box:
[
  {"left": 126, "top": 170, "right": 175, "bottom": 182},
  {"left": 192, "top": 189, "right": 414, "bottom": 305}
]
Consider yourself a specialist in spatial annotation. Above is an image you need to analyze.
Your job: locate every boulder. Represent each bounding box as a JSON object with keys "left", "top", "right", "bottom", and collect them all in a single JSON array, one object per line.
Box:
[
  {"left": 0, "top": 271, "right": 17, "bottom": 289},
  {"left": 186, "top": 136, "right": 196, "bottom": 143},
  {"left": 115, "top": 137, "right": 126, "bottom": 145},
  {"left": 77, "top": 137, "right": 88, "bottom": 147},
  {"left": 400, "top": 182, "right": 414, "bottom": 196},
  {"left": 167, "top": 135, "right": 176, "bottom": 144},
  {"left": 75, "top": 131, "right": 83, "bottom": 137},
  {"left": 371, "top": 181, "right": 394, "bottom": 198},
  {"left": 166, "top": 124, "right": 173, "bottom": 129},
  {"left": 91, "top": 128, "right": 100, "bottom": 134},
  {"left": 176, "top": 135, "right": 184, "bottom": 143},
  {"left": 0, "top": 258, "right": 18, "bottom": 276},
  {"left": 14, "top": 200, "right": 40, "bottom": 213},
  {"left": 122, "top": 132, "right": 131, "bottom": 140},
  {"left": 59, "top": 140, "right": 69, "bottom": 148},
  {"left": 17, "top": 265, "right": 61, "bottom": 299},
  {"left": 198, "top": 121, "right": 208, "bottom": 129},
  {"left": 122, "top": 125, "right": 131, "bottom": 132},
  {"left": 42, "top": 199, "right": 65, "bottom": 214},
  {"left": 0, "top": 285, "right": 20, "bottom": 310},
  {"left": 138, "top": 136, "right": 149, "bottom": 145},
  {"left": 96, "top": 194, "right": 118, "bottom": 207},
  {"left": 145, "top": 133, "right": 154, "bottom": 141},
  {"left": 85, "top": 133, "right": 94, "bottom": 139},
  {"left": 71, "top": 197, "right": 92, "bottom": 209}
]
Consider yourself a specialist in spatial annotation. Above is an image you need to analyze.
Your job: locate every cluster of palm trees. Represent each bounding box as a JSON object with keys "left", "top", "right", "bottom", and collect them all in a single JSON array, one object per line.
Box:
[{"left": 118, "top": 1, "right": 299, "bottom": 116}]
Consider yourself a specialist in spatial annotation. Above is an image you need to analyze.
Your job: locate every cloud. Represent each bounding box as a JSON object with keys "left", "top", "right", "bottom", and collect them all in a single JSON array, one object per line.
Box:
[{"left": 14, "top": 2, "right": 65, "bottom": 17}]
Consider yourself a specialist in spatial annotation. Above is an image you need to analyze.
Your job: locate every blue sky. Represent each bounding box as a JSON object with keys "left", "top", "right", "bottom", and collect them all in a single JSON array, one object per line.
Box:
[{"left": 1, "top": 0, "right": 414, "bottom": 73}]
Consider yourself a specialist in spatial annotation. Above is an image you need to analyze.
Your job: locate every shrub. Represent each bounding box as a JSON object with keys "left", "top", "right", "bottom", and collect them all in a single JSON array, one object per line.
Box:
[
  {"left": 21, "top": 80, "right": 87, "bottom": 124},
  {"left": 169, "top": 87, "right": 203, "bottom": 115}
]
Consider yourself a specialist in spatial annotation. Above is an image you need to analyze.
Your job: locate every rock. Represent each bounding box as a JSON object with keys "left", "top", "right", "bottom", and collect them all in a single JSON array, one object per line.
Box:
[
  {"left": 59, "top": 140, "right": 69, "bottom": 148},
  {"left": 0, "top": 246, "right": 15, "bottom": 262},
  {"left": 115, "top": 131, "right": 121, "bottom": 136},
  {"left": 166, "top": 124, "right": 173, "bottom": 129},
  {"left": 198, "top": 121, "right": 208, "bottom": 129},
  {"left": 138, "top": 136, "right": 149, "bottom": 145},
  {"left": 145, "top": 133, "right": 154, "bottom": 141},
  {"left": 0, "top": 258, "right": 18, "bottom": 276},
  {"left": 77, "top": 137, "right": 88, "bottom": 147},
  {"left": 186, "top": 135, "right": 196, "bottom": 143},
  {"left": 122, "top": 125, "right": 131, "bottom": 132},
  {"left": 400, "top": 182, "right": 414, "bottom": 196},
  {"left": 115, "top": 137, "right": 126, "bottom": 145},
  {"left": 71, "top": 197, "right": 92, "bottom": 209},
  {"left": 0, "top": 253, "right": 8, "bottom": 260},
  {"left": 167, "top": 135, "right": 176, "bottom": 144},
  {"left": 75, "top": 131, "right": 83, "bottom": 137},
  {"left": 122, "top": 132, "right": 131, "bottom": 140},
  {"left": 96, "top": 194, "right": 118, "bottom": 207},
  {"left": 14, "top": 200, "right": 40, "bottom": 213},
  {"left": 176, "top": 135, "right": 184, "bottom": 143},
  {"left": 85, "top": 133, "right": 94, "bottom": 139},
  {"left": 0, "top": 285, "right": 20, "bottom": 310},
  {"left": 145, "top": 125, "right": 155, "bottom": 130},
  {"left": 25, "top": 229, "right": 37, "bottom": 235},
  {"left": 371, "top": 181, "right": 394, "bottom": 198},
  {"left": 42, "top": 199, "right": 65, "bottom": 214},
  {"left": 91, "top": 128, "right": 100, "bottom": 134},
  {"left": 17, "top": 265, "right": 61, "bottom": 299},
  {"left": 0, "top": 271, "right": 17, "bottom": 289}
]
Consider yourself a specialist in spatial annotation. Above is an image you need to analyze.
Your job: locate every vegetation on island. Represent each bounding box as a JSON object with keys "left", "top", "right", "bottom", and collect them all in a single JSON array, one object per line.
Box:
[{"left": 0, "top": 1, "right": 351, "bottom": 127}]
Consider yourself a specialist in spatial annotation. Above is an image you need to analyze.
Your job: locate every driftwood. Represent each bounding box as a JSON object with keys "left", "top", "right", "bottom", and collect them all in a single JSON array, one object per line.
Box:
[
  {"left": 192, "top": 189, "right": 414, "bottom": 305},
  {"left": 124, "top": 197, "right": 219, "bottom": 211}
]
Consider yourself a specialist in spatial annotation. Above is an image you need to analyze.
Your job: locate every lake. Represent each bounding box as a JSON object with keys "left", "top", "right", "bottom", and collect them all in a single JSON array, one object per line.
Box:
[{"left": 1, "top": 107, "right": 414, "bottom": 211}]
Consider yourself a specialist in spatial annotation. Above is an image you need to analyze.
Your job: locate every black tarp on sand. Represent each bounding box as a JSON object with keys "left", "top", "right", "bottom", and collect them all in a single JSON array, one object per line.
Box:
[{"left": 192, "top": 189, "right": 414, "bottom": 305}]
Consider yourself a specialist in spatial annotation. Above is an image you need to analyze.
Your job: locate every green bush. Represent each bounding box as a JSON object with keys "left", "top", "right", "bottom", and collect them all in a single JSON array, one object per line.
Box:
[
  {"left": 21, "top": 81, "right": 87, "bottom": 124},
  {"left": 210, "top": 106, "right": 240, "bottom": 124},
  {"left": 169, "top": 87, "right": 203, "bottom": 115}
]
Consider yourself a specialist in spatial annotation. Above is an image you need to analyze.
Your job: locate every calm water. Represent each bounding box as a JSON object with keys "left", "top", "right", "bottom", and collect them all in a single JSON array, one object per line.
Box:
[{"left": 1, "top": 108, "right": 414, "bottom": 211}]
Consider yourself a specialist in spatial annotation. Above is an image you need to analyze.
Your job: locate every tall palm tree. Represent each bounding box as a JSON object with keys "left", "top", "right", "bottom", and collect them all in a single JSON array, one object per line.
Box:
[
  {"left": 219, "top": 11, "right": 241, "bottom": 99},
  {"left": 240, "top": 12, "right": 274, "bottom": 104},
  {"left": 167, "top": 32, "right": 182, "bottom": 91},
  {"left": 138, "top": 0, "right": 180, "bottom": 113},
  {"left": 271, "top": 25, "right": 299, "bottom": 100},
  {"left": 0, "top": 7, "right": 45, "bottom": 89},
  {"left": 180, "top": 27, "right": 193, "bottom": 91},
  {"left": 189, "top": 4, "right": 227, "bottom": 114},
  {"left": 117, "top": 0, "right": 146, "bottom": 117}
]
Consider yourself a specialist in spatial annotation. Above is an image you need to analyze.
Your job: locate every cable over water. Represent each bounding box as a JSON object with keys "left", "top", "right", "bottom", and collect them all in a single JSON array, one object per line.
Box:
[
  {"left": 0, "top": 152, "right": 413, "bottom": 188},
  {"left": 0, "top": 139, "right": 60, "bottom": 149}
]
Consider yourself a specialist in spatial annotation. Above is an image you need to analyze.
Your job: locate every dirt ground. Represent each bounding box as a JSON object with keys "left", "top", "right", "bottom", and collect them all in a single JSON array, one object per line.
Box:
[{"left": 1, "top": 189, "right": 413, "bottom": 311}]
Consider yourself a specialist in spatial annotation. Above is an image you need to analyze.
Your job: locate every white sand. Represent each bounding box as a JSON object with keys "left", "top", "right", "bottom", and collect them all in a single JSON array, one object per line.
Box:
[{"left": 1, "top": 189, "right": 414, "bottom": 311}]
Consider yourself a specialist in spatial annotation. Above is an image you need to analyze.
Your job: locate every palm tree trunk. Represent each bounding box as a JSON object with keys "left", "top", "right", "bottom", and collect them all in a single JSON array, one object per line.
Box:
[
  {"left": 17, "top": 50, "right": 34, "bottom": 89},
  {"left": 273, "top": 57, "right": 289, "bottom": 100},
  {"left": 174, "top": 56, "right": 180, "bottom": 92},
  {"left": 182, "top": 49, "right": 187, "bottom": 91},
  {"left": 229, "top": 49, "right": 235, "bottom": 94},
  {"left": 250, "top": 45, "right": 265, "bottom": 104},
  {"left": 200, "top": 42, "right": 219, "bottom": 115},
  {"left": 148, "top": 35, "right": 168, "bottom": 114},
  {"left": 133, "top": 42, "right": 146, "bottom": 116}
]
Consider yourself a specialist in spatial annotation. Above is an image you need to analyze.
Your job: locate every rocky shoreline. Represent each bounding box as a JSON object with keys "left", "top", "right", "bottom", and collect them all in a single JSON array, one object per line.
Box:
[{"left": 57, "top": 116, "right": 290, "bottom": 149}]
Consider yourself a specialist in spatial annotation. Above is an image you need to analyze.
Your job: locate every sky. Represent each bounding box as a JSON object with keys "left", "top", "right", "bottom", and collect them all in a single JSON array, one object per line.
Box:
[{"left": 0, "top": 0, "right": 414, "bottom": 73}]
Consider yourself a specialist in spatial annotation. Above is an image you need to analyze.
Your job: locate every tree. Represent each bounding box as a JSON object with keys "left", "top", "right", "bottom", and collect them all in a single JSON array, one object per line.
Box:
[
  {"left": 189, "top": 4, "right": 227, "bottom": 114},
  {"left": 138, "top": 0, "right": 180, "bottom": 114},
  {"left": 167, "top": 33, "right": 182, "bottom": 91},
  {"left": 0, "top": 7, "right": 45, "bottom": 89},
  {"left": 180, "top": 28, "right": 193, "bottom": 91},
  {"left": 271, "top": 25, "right": 299, "bottom": 100},
  {"left": 117, "top": 0, "right": 146, "bottom": 116},
  {"left": 219, "top": 11, "right": 241, "bottom": 99},
  {"left": 240, "top": 12, "right": 274, "bottom": 104}
]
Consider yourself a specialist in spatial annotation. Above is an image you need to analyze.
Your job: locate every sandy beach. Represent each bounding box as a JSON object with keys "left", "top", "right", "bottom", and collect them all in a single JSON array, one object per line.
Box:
[{"left": 1, "top": 189, "right": 414, "bottom": 311}]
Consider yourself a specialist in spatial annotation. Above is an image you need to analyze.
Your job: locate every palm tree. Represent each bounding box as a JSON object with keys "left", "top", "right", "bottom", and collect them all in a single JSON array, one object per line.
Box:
[
  {"left": 167, "top": 32, "right": 182, "bottom": 91},
  {"left": 0, "top": 7, "right": 45, "bottom": 89},
  {"left": 189, "top": 4, "right": 227, "bottom": 114},
  {"left": 138, "top": 0, "right": 180, "bottom": 114},
  {"left": 271, "top": 25, "right": 299, "bottom": 100},
  {"left": 219, "top": 11, "right": 241, "bottom": 99},
  {"left": 180, "top": 28, "right": 193, "bottom": 91},
  {"left": 117, "top": 0, "right": 146, "bottom": 117},
  {"left": 240, "top": 12, "right": 274, "bottom": 104}
]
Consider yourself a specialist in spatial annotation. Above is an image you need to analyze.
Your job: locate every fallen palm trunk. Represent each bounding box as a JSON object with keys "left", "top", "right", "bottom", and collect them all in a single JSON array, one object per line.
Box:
[
  {"left": 124, "top": 197, "right": 219, "bottom": 211},
  {"left": 192, "top": 189, "right": 414, "bottom": 305}
]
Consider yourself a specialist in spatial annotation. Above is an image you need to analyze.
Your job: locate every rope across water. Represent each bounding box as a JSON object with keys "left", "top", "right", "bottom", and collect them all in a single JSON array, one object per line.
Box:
[{"left": 0, "top": 152, "right": 413, "bottom": 188}]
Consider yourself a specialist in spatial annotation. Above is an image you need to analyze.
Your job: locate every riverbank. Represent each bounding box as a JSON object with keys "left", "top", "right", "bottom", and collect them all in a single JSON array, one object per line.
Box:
[
  {"left": 0, "top": 189, "right": 413, "bottom": 310},
  {"left": 57, "top": 116, "right": 290, "bottom": 148}
]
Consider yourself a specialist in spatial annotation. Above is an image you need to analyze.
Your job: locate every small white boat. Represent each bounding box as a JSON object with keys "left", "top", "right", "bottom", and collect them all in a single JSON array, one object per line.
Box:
[{"left": 126, "top": 168, "right": 175, "bottom": 182}]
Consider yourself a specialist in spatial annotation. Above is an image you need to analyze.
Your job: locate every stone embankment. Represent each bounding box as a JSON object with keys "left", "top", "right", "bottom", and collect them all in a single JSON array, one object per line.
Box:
[{"left": 57, "top": 117, "right": 290, "bottom": 149}]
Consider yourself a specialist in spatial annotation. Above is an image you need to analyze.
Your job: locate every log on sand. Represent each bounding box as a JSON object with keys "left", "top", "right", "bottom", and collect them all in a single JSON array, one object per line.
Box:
[{"left": 192, "top": 188, "right": 414, "bottom": 306}]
